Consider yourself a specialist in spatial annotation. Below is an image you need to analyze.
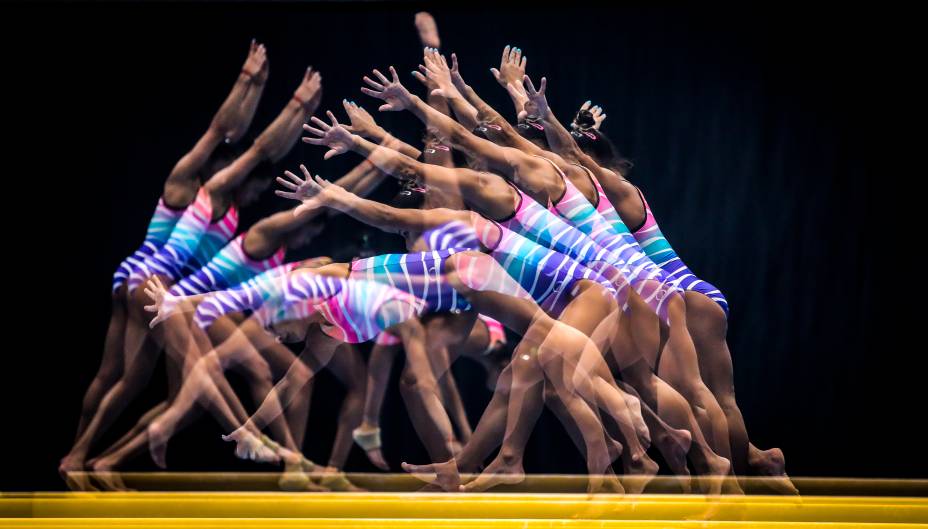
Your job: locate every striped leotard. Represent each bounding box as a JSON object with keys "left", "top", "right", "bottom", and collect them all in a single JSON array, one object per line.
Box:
[
  {"left": 169, "top": 233, "right": 286, "bottom": 296},
  {"left": 540, "top": 159, "right": 682, "bottom": 321},
  {"left": 112, "top": 197, "right": 186, "bottom": 293},
  {"left": 128, "top": 188, "right": 213, "bottom": 292},
  {"left": 193, "top": 266, "right": 426, "bottom": 344},
  {"left": 129, "top": 189, "right": 239, "bottom": 291},
  {"left": 420, "top": 217, "right": 616, "bottom": 315},
  {"left": 581, "top": 167, "right": 730, "bottom": 316},
  {"left": 349, "top": 250, "right": 473, "bottom": 314},
  {"left": 631, "top": 188, "right": 729, "bottom": 316}
]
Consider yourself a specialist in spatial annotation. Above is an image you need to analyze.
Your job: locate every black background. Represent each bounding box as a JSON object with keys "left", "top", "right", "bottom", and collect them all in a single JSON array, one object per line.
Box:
[{"left": 1, "top": 1, "right": 920, "bottom": 491}]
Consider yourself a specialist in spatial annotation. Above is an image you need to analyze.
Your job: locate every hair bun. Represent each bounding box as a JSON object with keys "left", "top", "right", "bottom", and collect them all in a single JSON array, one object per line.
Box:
[{"left": 574, "top": 109, "right": 596, "bottom": 129}]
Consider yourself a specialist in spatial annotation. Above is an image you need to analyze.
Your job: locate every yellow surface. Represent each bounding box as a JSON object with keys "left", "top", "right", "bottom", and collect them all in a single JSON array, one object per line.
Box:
[
  {"left": 2, "top": 520, "right": 928, "bottom": 529},
  {"left": 4, "top": 476, "right": 928, "bottom": 527},
  {"left": 3, "top": 492, "right": 928, "bottom": 525}
]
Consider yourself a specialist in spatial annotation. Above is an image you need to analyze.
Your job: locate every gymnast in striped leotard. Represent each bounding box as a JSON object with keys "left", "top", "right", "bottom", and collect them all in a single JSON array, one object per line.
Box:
[
  {"left": 305, "top": 64, "right": 732, "bottom": 489},
  {"left": 277, "top": 161, "right": 651, "bottom": 492},
  {"left": 63, "top": 67, "right": 324, "bottom": 489},
  {"left": 61, "top": 42, "right": 273, "bottom": 487},
  {"left": 565, "top": 107, "right": 790, "bottom": 486}
]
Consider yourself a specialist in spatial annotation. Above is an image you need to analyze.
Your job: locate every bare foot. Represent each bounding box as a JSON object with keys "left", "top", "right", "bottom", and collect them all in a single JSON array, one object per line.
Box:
[
  {"left": 749, "top": 446, "right": 797, "bottom": 494},
  {"left": 90, "top": 458, "right": 133, "bottom": 492},
  {"left": 221, "top": 428, "right": 280, "bottom": 464},
  {"left": 460, "top": 457, "right": 524, "bottom": 492},
  {"left": 414, "top": 12, "right": 440, "bottom": 48},
  {"left": 749, "top": 446, "right": 786, "bottom": 475},
  {"left": 147, "top": 420, "right": 169, "bottom": 469},
  {"left": 589, "top": 468, "right": 625, "bottom": 495},
  {"left": 353, "top": 426, "right": 389, "bottom": 470},
  {"left": 624, "top": 395, "right": 651, "bottom": 449},
  {"left": 402, "top": 459, "right": 460, "bottom": 492},
  {"left": 696, "top": 455, "right": 742, "bottom": 496},
  {"left": 317, "top": 467, "right": 366, "bottom": 492},
  {"left": 622, "top": 452, "right": 659, "bottom": 494},
  {"left": 59, "top": 456, "right": 98, "bottom": 492},
  {"left": 653, "top": 427, "right": 692, "bottom": 481}
]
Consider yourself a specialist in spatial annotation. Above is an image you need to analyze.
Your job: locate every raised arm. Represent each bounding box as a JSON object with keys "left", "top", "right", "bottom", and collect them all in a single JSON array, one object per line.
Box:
[
  {"left": 341, "top": 99, "right": 421, "bottom": 159},
  {"left": 415, "top": 48, "right": 480, "bottom": 130},
  {"left": 247, "top": 159, "right": 387, "bottom": 253},
  {"left": 447, "top": 50, "right": 540, "bottom": 155},
  {"left": 301, "top": 112, "right": 515, "bottom": 219},
  {"left": 522, "top": 76, "right": 623, "bottom": 183},
  {"left": 253, "top": 67, "right": 322, "bottom": 163},
  {"left": 204, "top": 68, "right": 322, "bottom": 198},
  {"left": 361, "top": 64, "right": 542, "bottom": 184},
  {"left": 275, "top": 165, "right": 462, "bottom": 235},
  {"left": 163, "top": 41, "right": 270, "bottom": 206},
  {"left": 490, "top": 45, "right": 529, "bottom": 119},
  {"left": 225, "top": 40, "right": 270, "bottom": 142}
]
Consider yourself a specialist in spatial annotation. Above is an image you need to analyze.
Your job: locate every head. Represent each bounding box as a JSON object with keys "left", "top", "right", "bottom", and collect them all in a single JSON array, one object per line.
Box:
[
  {"left": 284, "top": 217, "right": 326, "bottom": 249},
  {"left": 471, "top": 121, "right": 507, "bottom": 146},
  {"left": 198, "top": 141, "right": 243, "bottom": 183},
  {"left": 390, "top": 182, "right": 427, "bottom": 249},
  {"left": 235, "top": 159, "right": 276, "bottom": 207},
  {"left": 516, "top": 117, "right": 549, "bottom": 150},
  {"left": 269, "top": 317, "right": 313, "bottom": 343},
  {"left": 572, "top": 111, "right": 633, "bottom": 176}
]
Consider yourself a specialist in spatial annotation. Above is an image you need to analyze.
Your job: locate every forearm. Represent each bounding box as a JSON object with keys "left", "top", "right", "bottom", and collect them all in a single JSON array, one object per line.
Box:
[
  {"left": 444, "top": 95, "right": 480, "bottom": 130},
  {"left": 228, "top": 78, "right": 267, "bottom": 143},
  {"left": 210, "top": 71, "right": 257, "bottom": 139},
  {"left": 540, "top": 111, "right": 584, "bottom": 163},
  {"left": 255, "top": 98, "right": 312, "bottom": 163},
  {"left": 244, "top": 364, "right": 306, "bottom": 432},
  {"left": 408, "top": 94, "right": 475, "bottom": 150},
  {"left": 361, "top": 127, "right": 422, "bottom": 159},
  {"left": 327, "top": 188, "right": 418, "bottom": 234}
]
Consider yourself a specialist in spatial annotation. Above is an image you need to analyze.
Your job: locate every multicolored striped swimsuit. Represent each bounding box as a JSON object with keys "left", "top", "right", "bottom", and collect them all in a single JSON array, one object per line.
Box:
[
  {"left": 128, "top": 188, "right": 213, "bottom": 292},
  {"left": 112, "top": 197, "right": 186, "bottom": 293},
  {"left": 349, "top": 250, "right": 473, "bottom": 314},
  {"left": 420, "top": 217, "right": 617, "bottom": 315},
  {"left": 169, "top": 233, "right": 286, "bottom": 296},
  {"left": 540, "top": 159, "right": 681, "bottom": 322},
  {"left": 630, "top": 187, "right": 729, "bottom": 316},
  {"left": 129, "top": 189, "right": 239, "bottom": 292},
  {"left": 193, "top": 265, "right": 426, "bottom": 344}
]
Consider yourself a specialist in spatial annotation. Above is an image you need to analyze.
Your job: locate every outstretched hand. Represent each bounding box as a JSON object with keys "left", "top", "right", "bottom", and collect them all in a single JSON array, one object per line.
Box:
[
  {"left": 361, "top": 66, "right": 414, "bottom": 112},
  {"left": 294, "top": 67, "right": 323, "bottom": 111},
  {"left": 302, "top": 110, "right": 354, "bottom": 159},
  {"left": 575, "top": 100, "right": 606, "bottom": 130},
  {"left": 341, "top": 99, "right": 384, "bottom": 138},
  {"left": 143, "top": 276, "right": 180, "bottom": 328},
  {"left": 421, "top": 47, "right": 463, "bottom": 100},
  {"left": 491, "top": 45, "right": 527, "bottom": 95},
  {"left": 509, "top": 74, "right": 548, "bottom": 120},
  {"left": 275, "top": 164, "right": 345, "bottom": 215},
  {"left": 242, "top": 39, "right": 269, "bottom": 84}
]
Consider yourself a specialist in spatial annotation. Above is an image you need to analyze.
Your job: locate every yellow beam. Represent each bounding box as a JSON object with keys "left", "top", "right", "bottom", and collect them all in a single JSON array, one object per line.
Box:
[
  {"left": 2, "top": 518, "right": 928, "bottom": 528},
  {"left": 3, "top": 493, "right": 928, "bottom": 523}
]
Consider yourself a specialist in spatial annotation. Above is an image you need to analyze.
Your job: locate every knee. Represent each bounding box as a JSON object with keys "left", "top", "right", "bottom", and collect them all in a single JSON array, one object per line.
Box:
[
  {"left": 239, "top": 355, "right": 273, "bottom": 384},
  {"left": 400, "top": 367, "right": 439, "bottom": 395}
]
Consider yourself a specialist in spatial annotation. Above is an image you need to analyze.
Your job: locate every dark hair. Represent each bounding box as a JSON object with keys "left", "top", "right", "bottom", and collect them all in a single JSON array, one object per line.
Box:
[
  {"left": 390, "top": 180, "right": 427, "bottom": 210},
  {"left": 573, "top": 109, "right": 597, "bottom": 130},
  {"left": 572, "top": 127, "right": 634, "bottom": 176},
  {"left": 199, "top": 141, "right": 245, "bottom": 182},
  {"left": 516, "top": 117, "right": 548, "bottom": 145}
]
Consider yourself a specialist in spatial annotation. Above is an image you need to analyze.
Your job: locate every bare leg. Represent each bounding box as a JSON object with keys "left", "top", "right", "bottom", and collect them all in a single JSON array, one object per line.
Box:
[
  {"left": 73, "top": 292, "right": 128, "bottom": 443},
  {"left": 355, "top": 342, "right": 399, "bottom": 470}
]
